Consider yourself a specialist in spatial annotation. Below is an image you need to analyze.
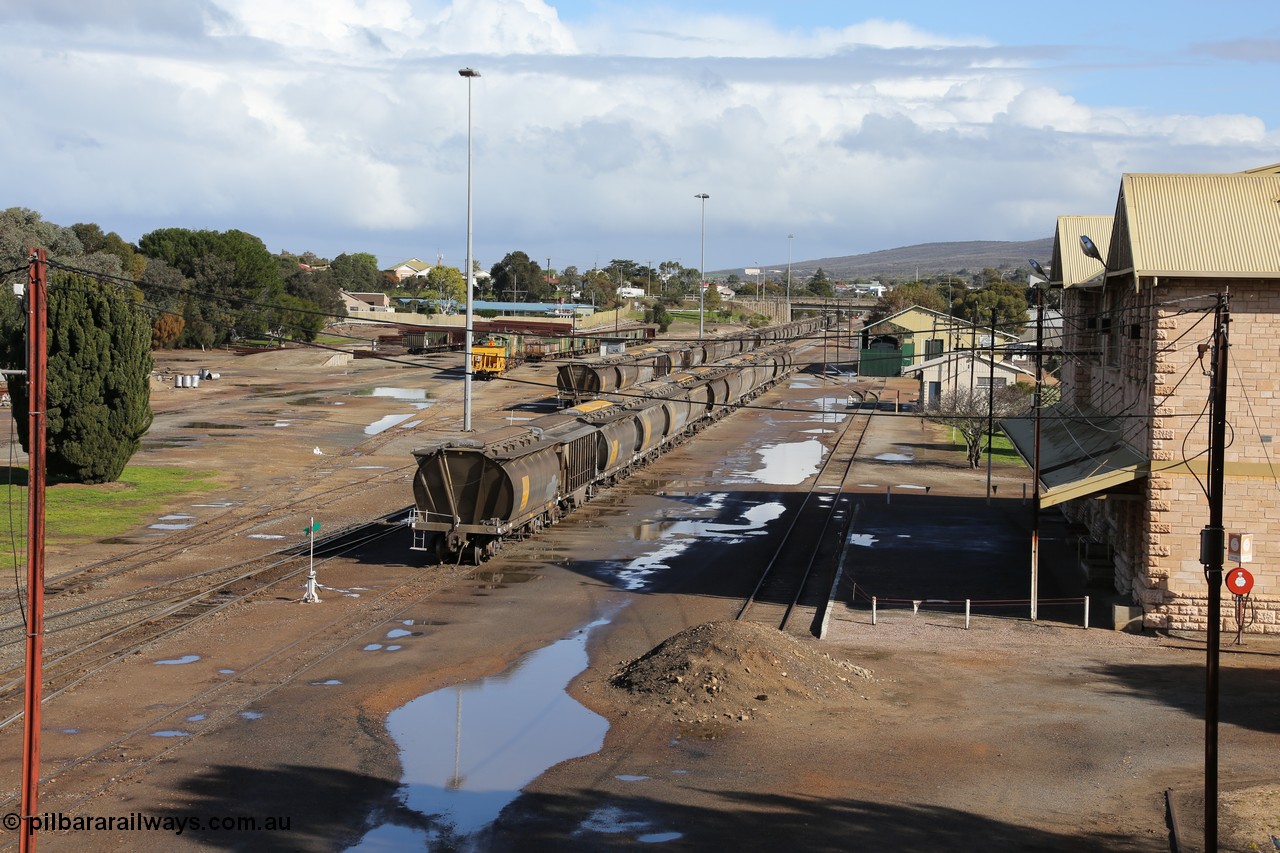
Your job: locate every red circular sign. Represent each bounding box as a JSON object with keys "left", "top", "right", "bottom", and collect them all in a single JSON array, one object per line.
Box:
[{"left": 1225, "top": 567, "right": 1254, "bottom": 596}]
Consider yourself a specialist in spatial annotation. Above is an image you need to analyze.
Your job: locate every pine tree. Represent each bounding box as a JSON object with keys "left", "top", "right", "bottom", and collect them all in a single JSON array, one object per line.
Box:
[{"left": 4, "top": 271, "right": 153, "bottom": 483}]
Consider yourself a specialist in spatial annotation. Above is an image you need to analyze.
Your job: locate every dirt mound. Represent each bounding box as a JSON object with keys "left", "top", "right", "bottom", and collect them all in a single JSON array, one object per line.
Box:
[{"left": 610, "top": 621, "right": 872, "bottom": 726}]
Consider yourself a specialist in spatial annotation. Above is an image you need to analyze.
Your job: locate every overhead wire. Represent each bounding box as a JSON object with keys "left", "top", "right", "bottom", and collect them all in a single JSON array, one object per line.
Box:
[{"left": 34, "top": 257, "right": 1231, "bottom": 423}]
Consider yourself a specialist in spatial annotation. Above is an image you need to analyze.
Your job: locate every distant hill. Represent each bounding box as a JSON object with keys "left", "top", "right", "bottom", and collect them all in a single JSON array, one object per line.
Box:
[{"left": 724, "top": 238, "right": 1054, "bottom": 282}]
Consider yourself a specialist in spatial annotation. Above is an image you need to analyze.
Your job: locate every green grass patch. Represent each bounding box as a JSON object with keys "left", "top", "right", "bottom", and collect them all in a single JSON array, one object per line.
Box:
[
  {"left": 936, "top": 430, "right": 1026, "bottom": 466},
  {"left": 0, "top": 466, "right": 223, "bottom": 550}
]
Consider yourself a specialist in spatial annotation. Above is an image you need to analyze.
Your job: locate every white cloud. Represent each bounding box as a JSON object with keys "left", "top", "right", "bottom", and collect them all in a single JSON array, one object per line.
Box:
[{"left": 1, "top": 0, "right": 1274, "bottom": 271}]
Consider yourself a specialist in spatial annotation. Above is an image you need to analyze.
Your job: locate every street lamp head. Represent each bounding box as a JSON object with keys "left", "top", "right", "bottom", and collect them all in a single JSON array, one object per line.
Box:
[
  {"left": 1028, "top": 258, "right": 1049, "bottom": 281},
  {"left": 458, "top": 67, "right": 480, "bottom": 78},
  {"left": 695, "top": 193, "right": 709, "bottom": 200},
  {"left": 1079, "top": 234, "right": 1104, "bottom": 264}
]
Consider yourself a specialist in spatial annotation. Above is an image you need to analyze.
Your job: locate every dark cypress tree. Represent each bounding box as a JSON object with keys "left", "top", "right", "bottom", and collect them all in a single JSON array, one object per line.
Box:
[{"left": 4, "top": 271, "right": 153, "bottom": 484}]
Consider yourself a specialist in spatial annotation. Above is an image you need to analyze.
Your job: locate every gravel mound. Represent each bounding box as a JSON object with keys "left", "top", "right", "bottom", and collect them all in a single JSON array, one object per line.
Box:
[{"left": 609, "top": 621, "right": 872, "bottom": 726}]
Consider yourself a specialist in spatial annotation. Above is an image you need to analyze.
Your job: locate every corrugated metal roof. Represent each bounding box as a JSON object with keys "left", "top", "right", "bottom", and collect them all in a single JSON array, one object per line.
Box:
[
  {"left": 1116, "top": 173, "right": 1280, "bottom": 278},
  {"left": 1001, "top": 403, "right": 1148, "bottom": 508},
  {"left": 1049, "top": 215, "right": 1113, "bottom": 288}
]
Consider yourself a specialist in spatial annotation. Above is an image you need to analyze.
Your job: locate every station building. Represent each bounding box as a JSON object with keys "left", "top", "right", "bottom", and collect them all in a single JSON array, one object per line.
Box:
[{"left": 1003, "top": 166, "right": 1280, "bottom": 633}]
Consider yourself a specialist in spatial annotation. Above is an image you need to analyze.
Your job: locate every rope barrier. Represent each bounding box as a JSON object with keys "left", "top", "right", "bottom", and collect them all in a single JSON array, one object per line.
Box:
[{"left": 846, "top": 582, "right": 1092, "bottom": 629}]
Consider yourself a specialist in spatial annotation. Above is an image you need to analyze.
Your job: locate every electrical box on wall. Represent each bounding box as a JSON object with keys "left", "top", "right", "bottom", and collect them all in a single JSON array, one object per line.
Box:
[{"left": 1227, "top": 532, "right": 1253, "bottom": 563}]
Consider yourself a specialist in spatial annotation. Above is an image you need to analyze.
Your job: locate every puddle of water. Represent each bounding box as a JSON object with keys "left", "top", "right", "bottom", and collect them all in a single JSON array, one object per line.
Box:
[
  {"left": 470, "top": 571, "right": 538, "bottom": 586},
  {"left": 613, "top": 498, "right": 783, "bottom": 591},
  {"left": 60, "top": 728, "right": 81, "bottom": 735},
  {"left": 896, "top": 484, "right": 927, "bottom": 490},
  {"left": 385, "top": 645, "right": 402, "bottom": 651},
  {"left": 158, "top": 514, "right": 196, "bottom": 521},
  {"left": 186, "top": 714, "right": 206, "bottom": 722},
  {"left": 352, "top": 618, "right": 612, "bottom": 849},
  {"left": 248, "top": 533, "right": 286, "bottom": 540},
  {"left": 849, "top": 533, "right": 878, "bottom": 547},
  {"left": 365, "top": 413, "right": 416, "bottom": 436},
  {"left": 400, "top": 420, "right": 424, "bottom": 429},
  {"left": 353, "top": 387, "right": 429, "bottom": 400},
  {"left": 149, "top": 523, "right": 194, "bottom": 531},
  {"left": 876, "top": 453, "right": 915, "bottom": 463},
  {"left": 736, "top": 439, "right": 825, "bottom": 485},
  {"left": 218, "top": 669, "right": 236, "bottom": 675},
  {"left": 616, "top": 775, "right": 649, "bottom": 782},
  {"left": 364, "top": 644, "right": 384, "bottom": 652},
  {"left": 192, "top": 502, "right": 237, "bottom": 508},
  {"left": 142, "top": 438, "right": 196, "bottom": 449},
  {"left": 155, "top": 655, "right": 201, "bottom": 665},
  {"left": 152, "top": 730, "right": 191, "bottom": 738},
  {"left": 574, "top": 806, "right": 681, "bottom": 843},
  {"left": 181, "top": 422, "right": 244, "bottom": 430},
  {"left": 273, "top": 421, "right": 293, "bottom": 428},
  {"left": 386, "top": 628, "right": 412, "bottom": 640},
  {"left": 240, "top": 711, "right": 264, "bottom": 721},
  {"left": 310, "top": 679, "right": 343, "bottom": 686},
  {"left": 802, "top": 428, "right": 834, "bottom": 435}
]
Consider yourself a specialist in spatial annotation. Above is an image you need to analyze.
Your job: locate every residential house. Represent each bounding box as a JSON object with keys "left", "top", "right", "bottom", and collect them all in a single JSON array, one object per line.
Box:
[
  {"left": 1003, "top": 172, "right": 1280, "bottom": 633},
  {"left": 340, "top": 290, "right": 395, "bottom": 316},
  {"left": 388, "top": 258, "right": 431, "bottom": 281},
  {"left": 904, "top": 351, "right": 1036, "bottom": 409}
]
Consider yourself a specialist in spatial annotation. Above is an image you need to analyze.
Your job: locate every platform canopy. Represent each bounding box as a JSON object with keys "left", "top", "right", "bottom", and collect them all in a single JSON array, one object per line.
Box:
[{"left": 1001, "top": 403, "right": 1148, "bottom": 508}]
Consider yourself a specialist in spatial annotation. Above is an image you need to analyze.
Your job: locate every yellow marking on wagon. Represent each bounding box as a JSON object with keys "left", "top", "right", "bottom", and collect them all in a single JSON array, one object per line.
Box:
[{"left": 573, "top": 399, "right": 616, "bottom": 414}]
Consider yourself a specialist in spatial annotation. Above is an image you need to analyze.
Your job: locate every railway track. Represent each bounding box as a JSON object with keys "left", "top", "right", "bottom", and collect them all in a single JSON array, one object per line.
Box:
[
  {"left": 0, "top": 510, "right": 412, "bottom": 732},
  {"left": 735, "top": 378, "right": 881, "bottom": 633}
]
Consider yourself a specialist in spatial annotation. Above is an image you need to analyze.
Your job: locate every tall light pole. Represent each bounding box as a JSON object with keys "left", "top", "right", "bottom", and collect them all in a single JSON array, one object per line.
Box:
[
  {"left": 695, "top": 193, "right": 709, "bottom": 338},
  {"left": 459, "top": 66, "right": 480, "bottom": 432},
  {"left": 787, "top": 233, "right": 794, "bottom": 314},
  {"left": 1027, "top": 258, "right": 1050, "bottom": 623}
]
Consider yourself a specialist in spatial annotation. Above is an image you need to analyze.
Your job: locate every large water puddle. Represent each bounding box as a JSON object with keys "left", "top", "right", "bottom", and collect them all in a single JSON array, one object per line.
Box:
[
  {"left": 365, "top": 413, "right": 417, "bottom": 435},
  {"left": 350, "top": 617, "right": 612, "bottom": 850},
  {"left": 355, "top": 387, "right": 429, "bottom": 401},
  {"left": 607, "top": 496, "right": 785, "bottom": 591},
  {"left": 733, "top": 439, "right": 825, "bottom": 485}
]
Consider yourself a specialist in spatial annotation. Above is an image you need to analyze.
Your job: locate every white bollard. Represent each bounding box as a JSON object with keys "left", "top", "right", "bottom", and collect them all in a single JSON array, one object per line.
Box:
[
  {"left": 965, "top": 599, "right": 971, "bottom": 630},
  {"left": 302, "top": 567, "right": 321, "bottom": 603},
  {"left": 1083, "top": 595, "right": 1090, "bottom": 630},
  {"left": 872, "top": 596, "right": 877, "bottom": 625}
]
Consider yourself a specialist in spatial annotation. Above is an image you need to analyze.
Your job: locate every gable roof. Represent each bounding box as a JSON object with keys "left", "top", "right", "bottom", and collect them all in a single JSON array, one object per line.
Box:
[
  {"left": 864, "top": 305, "right": 1020, "bottom": 341},
  {"left": 902, "top": 350, "right": 1035, "bottom": 379},
  {"left": 1049, "top": 215, "right": 1112, "bottom": 289},
  {"left": 1106, "top": 173, "right": 1280, "bottom": 280},
  {"left": 391, "top": 258, "right": 430, "bottom": 273}
]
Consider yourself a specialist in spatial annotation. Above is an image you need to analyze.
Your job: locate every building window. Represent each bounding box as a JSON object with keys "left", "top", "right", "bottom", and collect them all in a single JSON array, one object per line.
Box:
[{"left": 976, "top": 376, "right": 1008, "bottom": 388}]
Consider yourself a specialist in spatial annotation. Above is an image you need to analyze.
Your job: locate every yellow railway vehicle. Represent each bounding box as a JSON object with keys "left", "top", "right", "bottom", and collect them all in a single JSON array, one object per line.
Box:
[{"left": 471, "top": 334, "right": 519, "bottom": 380}]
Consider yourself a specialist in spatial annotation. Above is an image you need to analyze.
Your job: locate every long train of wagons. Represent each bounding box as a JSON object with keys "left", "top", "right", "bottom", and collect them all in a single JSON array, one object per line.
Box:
[{"left": 410, "top": 340, "right": 802, "bottom": 564}]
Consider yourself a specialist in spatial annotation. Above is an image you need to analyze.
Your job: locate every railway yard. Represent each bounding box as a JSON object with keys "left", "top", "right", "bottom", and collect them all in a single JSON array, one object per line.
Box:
[{"left": 1, "top": 323, "right": 1278, "bottom": 852}]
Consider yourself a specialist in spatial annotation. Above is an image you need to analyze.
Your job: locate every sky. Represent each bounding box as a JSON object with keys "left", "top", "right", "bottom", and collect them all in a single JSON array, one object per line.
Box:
[{"left": 2, "top": 0, "right": 1277, "bottom": 275}]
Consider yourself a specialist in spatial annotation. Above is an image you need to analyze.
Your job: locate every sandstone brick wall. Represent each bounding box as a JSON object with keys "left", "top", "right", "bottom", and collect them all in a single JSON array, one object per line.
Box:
[{"left": 1062, "top": 280, "right": 1279, "bottom": 633}]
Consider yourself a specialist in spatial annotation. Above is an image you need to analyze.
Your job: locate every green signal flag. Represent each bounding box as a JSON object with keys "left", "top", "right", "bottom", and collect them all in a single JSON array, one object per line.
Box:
[{"left": 306, "top": 521, "right": 321, "bottom": 534}]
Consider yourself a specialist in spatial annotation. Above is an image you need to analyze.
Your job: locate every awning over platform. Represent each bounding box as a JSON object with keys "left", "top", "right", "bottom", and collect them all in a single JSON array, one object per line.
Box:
[{"left": 1000, "top": 404, "right": 1148, "bottom": 508}]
